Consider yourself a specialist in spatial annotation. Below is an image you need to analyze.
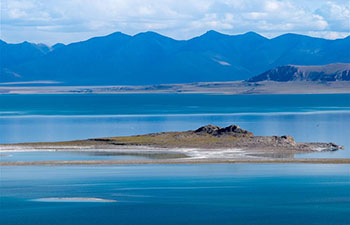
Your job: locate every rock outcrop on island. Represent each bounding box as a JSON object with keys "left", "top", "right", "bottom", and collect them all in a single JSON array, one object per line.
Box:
[
  {"left": 248, "top": 63, "right": 350, "bottom": 82},
  {"left": 194, "top": 125, "right": 253, "bottom": 136},
  {"left": 191, "top": 125, "right": 341, "bottom": 151}
]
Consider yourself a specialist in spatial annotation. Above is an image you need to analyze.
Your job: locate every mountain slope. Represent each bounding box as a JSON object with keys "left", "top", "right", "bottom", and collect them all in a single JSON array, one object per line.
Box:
[
  {"left": 248, "top": 63, "right": 350, "bottom": 82},
  {"left": 0, "top": 40, "right": 51, "bottom": 82},
  {"left": 1, "top": 31, "right": 350, "bottom": 85}
]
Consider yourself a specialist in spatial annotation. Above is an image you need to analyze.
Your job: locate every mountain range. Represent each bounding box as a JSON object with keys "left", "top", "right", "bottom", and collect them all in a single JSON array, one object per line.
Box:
[{"left": 1, "top": 31, "right": 350, "bottom": 85}]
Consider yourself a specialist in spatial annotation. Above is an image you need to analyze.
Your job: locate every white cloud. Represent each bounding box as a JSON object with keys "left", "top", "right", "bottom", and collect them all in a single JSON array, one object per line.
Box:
[
  {"left": 315, "top": 1, "right": 350, "bottom": 31},
  {"left": 0, "top": 0, "right": 349, "bottom": 44}
]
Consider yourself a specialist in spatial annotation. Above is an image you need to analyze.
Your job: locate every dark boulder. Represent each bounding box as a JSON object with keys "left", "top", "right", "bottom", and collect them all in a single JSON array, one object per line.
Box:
[
  {"left": 195, "top": 124, "right": 254, "bottom": 136},
  {"left": 217, "top": 125, "right": 253, "bottom": 136},
  {"left": 274, "top": 135, "right": 296, "bottom": 146},
  {"left": 195, "top": 125, "right": 220, "bottom": 135}
]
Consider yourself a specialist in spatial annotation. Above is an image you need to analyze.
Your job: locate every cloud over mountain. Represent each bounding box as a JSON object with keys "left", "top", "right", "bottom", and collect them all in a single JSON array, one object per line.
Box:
[{"left": 1, "top": 0, "right": 349, "bottom": 44}]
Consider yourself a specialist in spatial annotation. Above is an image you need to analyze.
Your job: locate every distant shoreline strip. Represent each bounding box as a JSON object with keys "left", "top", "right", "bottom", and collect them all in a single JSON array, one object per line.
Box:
[
  {"left": 1, "top": 158, "right": 350, "bottom": 166},
  {"left": 1, "top": 109, "right": 350, "bottom": 118}
]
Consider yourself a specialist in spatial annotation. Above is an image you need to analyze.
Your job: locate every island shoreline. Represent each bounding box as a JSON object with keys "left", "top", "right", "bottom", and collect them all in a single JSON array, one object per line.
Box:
[
  {"left": 2, "top": 158, "right": 350, "bottom": 166},
  {"left": 1, "top": 124, "right": 346, "bottom": 165}
]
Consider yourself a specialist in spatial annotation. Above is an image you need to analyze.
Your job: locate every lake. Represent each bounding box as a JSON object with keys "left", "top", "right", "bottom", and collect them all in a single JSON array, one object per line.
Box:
[{"left": 0, "top": 94, "right": 349, "bottom": 225}]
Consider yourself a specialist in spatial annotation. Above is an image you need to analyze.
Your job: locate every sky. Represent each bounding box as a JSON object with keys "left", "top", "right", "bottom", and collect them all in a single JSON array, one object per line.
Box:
[{"left": 0, "top": 0, "right": 349, "bottom": 45}]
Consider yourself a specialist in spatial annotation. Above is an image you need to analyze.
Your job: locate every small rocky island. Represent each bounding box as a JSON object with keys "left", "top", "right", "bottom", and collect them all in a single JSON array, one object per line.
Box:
[
  {"left": 0, "top": 125, "right": 346, "bottom": 165},
  {"left": 88, "top": 124, "right": 343, "bottom": 152}
]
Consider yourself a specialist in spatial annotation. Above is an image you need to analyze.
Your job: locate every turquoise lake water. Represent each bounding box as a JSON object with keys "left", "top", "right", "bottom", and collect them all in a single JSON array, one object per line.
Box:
[
  {"left": 0, "top": 94, "right": 349, "bottom": 224},
  {"left": 1, "top": 164, "right": 350, "bottom": 225}
]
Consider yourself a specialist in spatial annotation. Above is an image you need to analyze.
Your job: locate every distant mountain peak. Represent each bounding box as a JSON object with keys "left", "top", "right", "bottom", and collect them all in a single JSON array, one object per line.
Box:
[
  {"left": 272, "top": 32, "right": 325, "bottom": 41},
  {"left": 200, "top": 30, "right": 227, "bottom": 38},
  {"left": 21, "top": 41, "right": 31, "bottom": 45},
  {"left": 107, "top": 31, "right": 127, "bottom": 36},
  {"left": 137, "top": 31, "right": 159, "bottom": 35},
  {"left": 134, "top": 31, "right": 165, "bottom": 38},
  {"left": 101, "top": 31, "right": 130, "bottom": 39},
  {"left": 238, "top": 31, "right": 267, "bottom": 41},
  {"left": 205, "top": 30, "right": 222, "bottom": 34},
  {"left": 242, "top": 31, "right": 263, "bottom": 37},
  {"left": 51, "top": 43, "right": 65, "bottom": 50}
]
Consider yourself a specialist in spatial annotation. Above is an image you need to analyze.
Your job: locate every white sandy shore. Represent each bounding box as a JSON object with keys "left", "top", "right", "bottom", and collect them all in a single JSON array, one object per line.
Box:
[
  {"left": 0, "top": 145, "right": 251, "bottom": 160},
  {"left": 172, "top": 148, "right": 249, "bottom": 159}
]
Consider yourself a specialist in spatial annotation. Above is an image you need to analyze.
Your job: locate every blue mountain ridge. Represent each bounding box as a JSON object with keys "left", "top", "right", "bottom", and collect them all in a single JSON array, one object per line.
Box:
[{"left": 1, "top": 31, "right": 349, "bottom": 85}]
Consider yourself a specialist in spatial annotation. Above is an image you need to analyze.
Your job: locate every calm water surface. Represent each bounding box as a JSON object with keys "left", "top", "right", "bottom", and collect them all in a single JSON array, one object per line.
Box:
[{"left": 1, "top": 164, "right": 350, "bottom": 225}]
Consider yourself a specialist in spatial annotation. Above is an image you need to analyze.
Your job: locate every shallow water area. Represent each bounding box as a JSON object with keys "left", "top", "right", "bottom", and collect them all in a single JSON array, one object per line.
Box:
[{"left": 0, "top": 150, "right": 151, "bottom": 162}]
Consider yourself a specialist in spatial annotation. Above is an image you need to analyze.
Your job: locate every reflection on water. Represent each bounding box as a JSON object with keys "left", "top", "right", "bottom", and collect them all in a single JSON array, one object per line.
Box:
[{"left": 0, "top": 151, "right": 151, "bottom": 162}]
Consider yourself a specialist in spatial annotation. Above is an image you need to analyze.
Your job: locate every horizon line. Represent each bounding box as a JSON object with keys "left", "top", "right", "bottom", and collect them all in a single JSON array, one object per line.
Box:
[{"left": 1, "top": 30, "right": 349, "bottom": 47}]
